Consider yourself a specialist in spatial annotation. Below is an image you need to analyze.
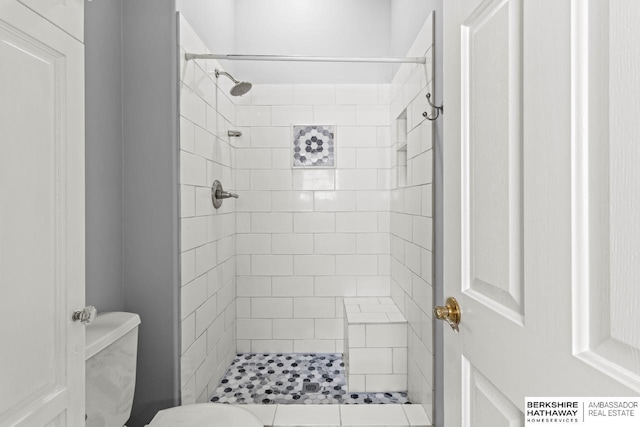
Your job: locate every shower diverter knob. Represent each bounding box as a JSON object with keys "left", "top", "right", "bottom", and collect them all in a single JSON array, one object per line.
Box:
[{"left": 211, "top": 180, "right": 239, "bottom": 209}]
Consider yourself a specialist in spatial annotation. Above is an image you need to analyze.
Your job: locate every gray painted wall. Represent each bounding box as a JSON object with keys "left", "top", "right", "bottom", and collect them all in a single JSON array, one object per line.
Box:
[
  {"left": 232, "top": 0, "right": 392, "bottom": 83},
  {"left": 85, "top": 0, "right": 124, "bottom": 313},
  {"left": 390, "top": 0, "right": 435, "bottom": 58},
  {"left": 178, "top": 0, "right": 434, "bottom": 84},
  {"left": 121, "top": 1, "right": 180, "bottom": 425},
  {"left": 85, "top": 1, "right": 181, "bottom": 425},
  {"left": 176, "top": 0, "right": 235, "bottom": 57}
]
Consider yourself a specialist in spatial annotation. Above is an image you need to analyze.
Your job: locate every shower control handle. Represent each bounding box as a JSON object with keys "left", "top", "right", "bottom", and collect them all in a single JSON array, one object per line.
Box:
[
  {"left": 211, "top": 180, "right": 239, "bottom": 209},
  {"left": 217, "top": 190, "right": 239, "bottom": 199}
]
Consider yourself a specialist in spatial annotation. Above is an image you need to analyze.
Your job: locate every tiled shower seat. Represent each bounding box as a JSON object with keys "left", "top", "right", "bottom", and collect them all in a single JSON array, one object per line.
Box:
[{"left": 343, "top": 297, "right": 408, "bottom": 393}]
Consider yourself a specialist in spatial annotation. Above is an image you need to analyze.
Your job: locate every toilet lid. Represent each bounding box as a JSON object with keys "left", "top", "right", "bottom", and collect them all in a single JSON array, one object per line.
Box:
[{"left": 148, "top": 403, "right": 263, "bottom": 427}]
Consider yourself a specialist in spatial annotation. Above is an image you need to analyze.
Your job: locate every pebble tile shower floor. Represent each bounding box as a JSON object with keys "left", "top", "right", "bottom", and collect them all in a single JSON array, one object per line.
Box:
[{"left": 210, "top": 353, "right": 410, "bottom": 405}]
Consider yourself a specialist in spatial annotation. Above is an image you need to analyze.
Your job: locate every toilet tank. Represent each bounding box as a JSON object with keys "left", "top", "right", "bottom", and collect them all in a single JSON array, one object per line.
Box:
[{"left": 85, "top": 312, "right": 141, "bottom": 427}]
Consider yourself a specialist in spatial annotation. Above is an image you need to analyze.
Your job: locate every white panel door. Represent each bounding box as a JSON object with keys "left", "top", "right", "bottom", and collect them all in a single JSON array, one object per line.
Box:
[
  {"left": 442, "top": 0, "right": 640, "bottom": 425},
  {"left": 17, "top": 0, "right": 83, "bottom": 42},
  {"left": 0, "top": 1, "right": 85, "bottom": 426}
]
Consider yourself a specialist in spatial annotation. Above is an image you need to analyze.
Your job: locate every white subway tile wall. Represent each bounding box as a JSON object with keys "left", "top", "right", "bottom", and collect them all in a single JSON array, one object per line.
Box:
[
  {"left": 179, "top": 16, "right": 238, "bottom": 404},
  {"left": 389, "top": 13, "right": 435, "bottom": 417},
  {"left": 235, "top": 81, "right": 392, "bottom": 356}
]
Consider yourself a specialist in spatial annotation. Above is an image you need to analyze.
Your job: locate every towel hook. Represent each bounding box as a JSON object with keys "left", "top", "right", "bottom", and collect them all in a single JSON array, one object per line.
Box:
[{"left": 422, "top": 92, "right": 443, "bottom": 121}]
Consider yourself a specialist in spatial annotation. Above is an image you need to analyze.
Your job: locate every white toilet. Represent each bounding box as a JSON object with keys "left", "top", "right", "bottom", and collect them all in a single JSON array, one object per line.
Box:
[
  {"left": 148, "top": 403, "right": 263, "bottom": 427},
  {"left": 86, "top": 311, "right": 262, "bottom": 427}
]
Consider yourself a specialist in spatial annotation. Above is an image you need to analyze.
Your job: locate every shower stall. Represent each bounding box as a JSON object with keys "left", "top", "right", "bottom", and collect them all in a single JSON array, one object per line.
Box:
[{"left": 177, "top": 2, "right": 438, "bottom": 424}]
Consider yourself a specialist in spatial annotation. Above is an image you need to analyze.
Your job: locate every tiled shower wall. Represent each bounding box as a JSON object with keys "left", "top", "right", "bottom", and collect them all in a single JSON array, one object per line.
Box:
[
  {"left": 179, "top": 16, "right": 238, "bottom": 404},
  {"left": 233, "top": 85, "right": 392, "bottom": 354},
  {"left": 389, "top": 14, "right": 435, "bottom": 414},
  {"left": 177, "top": 10, "right": 435, "bottom": 413}
]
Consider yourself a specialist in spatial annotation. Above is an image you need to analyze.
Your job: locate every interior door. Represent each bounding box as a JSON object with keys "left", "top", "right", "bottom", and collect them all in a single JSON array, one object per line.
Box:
[
  {"left": 17, "top": 0, "right": 83, "bottom": 42},
  {"left": 0, "top": 1, "right": 85, "bottom": 426},
  {"left": 442, "top": 0, "right": 640, "bottom": 425}
]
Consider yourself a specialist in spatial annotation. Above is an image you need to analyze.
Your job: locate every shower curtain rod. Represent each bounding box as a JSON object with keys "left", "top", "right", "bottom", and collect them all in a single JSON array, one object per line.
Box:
[{"left": 185, "top": 53, "right": 426, "bottom": 64}]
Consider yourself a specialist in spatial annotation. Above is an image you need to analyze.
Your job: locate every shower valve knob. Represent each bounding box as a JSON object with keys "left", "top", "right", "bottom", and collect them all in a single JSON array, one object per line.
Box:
[
  {"left": 211, "top": 180, "right": 239, "bottom": 209},
  {"left": 217, "top": 190, "right": 239, "bottom": 199}
]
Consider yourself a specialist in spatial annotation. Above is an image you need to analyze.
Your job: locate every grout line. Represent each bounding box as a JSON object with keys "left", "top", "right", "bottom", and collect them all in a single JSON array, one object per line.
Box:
[{"left": 271, "top": 403, "right": 280, "bottom": 427}]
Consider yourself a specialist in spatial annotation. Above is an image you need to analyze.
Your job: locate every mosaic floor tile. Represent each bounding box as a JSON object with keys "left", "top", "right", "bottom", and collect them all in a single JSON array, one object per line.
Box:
[{"left": 210, "top": 353, "right": 410, "bottom": 405}]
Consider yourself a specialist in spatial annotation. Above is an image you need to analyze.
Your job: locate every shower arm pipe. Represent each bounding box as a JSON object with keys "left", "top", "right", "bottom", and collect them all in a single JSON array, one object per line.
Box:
[{"left": 185, "top": 53, "right": 426, "bottom": 64}]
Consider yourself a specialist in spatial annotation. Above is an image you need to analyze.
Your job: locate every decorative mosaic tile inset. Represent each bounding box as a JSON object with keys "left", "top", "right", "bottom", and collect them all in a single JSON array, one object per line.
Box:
[
  {"left": 292, "top": 125, "right": 335, "bottom": 167},
  {"left": 210, "top": 353, "right": 410, "bottom": 405}
]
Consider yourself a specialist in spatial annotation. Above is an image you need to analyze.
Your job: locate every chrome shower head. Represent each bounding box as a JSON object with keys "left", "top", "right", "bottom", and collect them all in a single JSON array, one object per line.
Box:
[
  {"left": 214, "top": 68, "right": 252, "bottom": 97},
  {"left": 230, "top": 81, "right": 252, "bottom": 96}
]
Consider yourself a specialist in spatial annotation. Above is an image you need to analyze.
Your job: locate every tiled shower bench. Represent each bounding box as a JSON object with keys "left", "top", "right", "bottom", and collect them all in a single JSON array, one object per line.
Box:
[{"left": 343, "top": 297, "right": 408, "bottom": 393}]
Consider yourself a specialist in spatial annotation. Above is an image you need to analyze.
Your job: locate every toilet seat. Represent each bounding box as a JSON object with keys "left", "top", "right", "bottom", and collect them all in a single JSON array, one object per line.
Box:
[{"left": 148, "top": 403, "right": 263, "bottom": 427}]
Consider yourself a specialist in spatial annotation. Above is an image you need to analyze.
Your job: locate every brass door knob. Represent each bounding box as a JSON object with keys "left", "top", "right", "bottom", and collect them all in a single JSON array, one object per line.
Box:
[
  {"left": 434, "top": 297, "right": 461, "bottom": 333},
  {"left": 72, "top": 306, "right": 97, "bottom": 325}
]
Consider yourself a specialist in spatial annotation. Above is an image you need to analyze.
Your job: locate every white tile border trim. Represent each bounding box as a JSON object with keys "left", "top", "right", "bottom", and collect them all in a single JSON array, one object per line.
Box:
[{"left": 237, "top": 403, "right": 431, "bottom": 427}]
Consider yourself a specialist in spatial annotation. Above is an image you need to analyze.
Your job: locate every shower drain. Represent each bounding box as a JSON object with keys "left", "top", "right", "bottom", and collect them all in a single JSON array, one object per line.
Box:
[{"left": 302, "top": 382, "right": 320, "bottom": 393}]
